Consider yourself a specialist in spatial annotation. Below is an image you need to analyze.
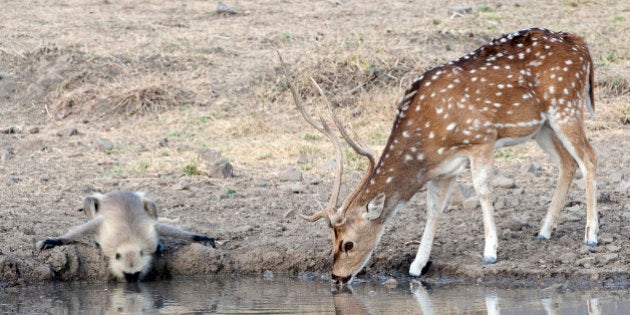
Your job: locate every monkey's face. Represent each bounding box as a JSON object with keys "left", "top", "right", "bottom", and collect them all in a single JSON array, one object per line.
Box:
[{"left": 109, "top": 242, "right": 154, "bottom": 282}]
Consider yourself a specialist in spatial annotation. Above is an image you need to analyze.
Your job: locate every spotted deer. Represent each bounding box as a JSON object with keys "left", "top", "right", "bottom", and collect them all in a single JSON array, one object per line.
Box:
[{"left": 279, "top": 27, "right": 598, "bottom": 285}]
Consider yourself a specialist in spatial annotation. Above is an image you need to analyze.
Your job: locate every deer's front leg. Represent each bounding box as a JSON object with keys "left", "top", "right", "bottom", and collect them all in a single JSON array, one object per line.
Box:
[
  {"left": 409, "top": 176, "right": 456, "bottom": 276},
  {"left": 470, "top": 145, "right": 498, "bottom": 264}
]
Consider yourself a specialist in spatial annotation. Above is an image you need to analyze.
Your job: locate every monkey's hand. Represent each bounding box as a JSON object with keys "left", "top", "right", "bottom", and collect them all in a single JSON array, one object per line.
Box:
[
  {"left": 192, "top": 235, "right": 216, "bottom": 248},
  {"left": 38, "top": 239, "right": 66, "bottom": 250}
]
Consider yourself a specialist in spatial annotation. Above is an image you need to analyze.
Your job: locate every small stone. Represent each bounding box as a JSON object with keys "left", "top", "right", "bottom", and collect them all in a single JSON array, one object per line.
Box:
[
  {"left": 29, "top": 127, "right": 40, "bottom": 134},
  {"left": 308, "top": 177, "right": 323, "bottom": 185},
  {"left": 501, "top": 228, "right": 513, "bottom": 240},
  {"left": 383, "top": 278, "right": 398, "bottom": 288},
  {"left": 493, "top": 175, "right": 516, "bottom": 188},
  {"left": 278, "top": 183, "right": 304, "bottom": 193},
  {"left": 198, "top": 149, "right": 233, "bottom": 178},
  {"left": 521, "top": 162, "right": 542, "bottom": 174},
  {"left": 279, "top": 169, "right": 303, "bottom": 182},
  {"left": 1, "top": 126, "right": 22, "bottom": 134},
  {"left": 40, "top": 174, "right": 50, "bottom": 182},
  {"left": 173, "top": 178, "right": 190, "bottom": 190},
  {"left": 57, "top": 127, "right": 78, "bottom": 137},
  {"left": 605, "top": 245, "right": 620, "bottom": 253},
  {"left": 262, "top": 270, "right": 274, "bottom": 279},
  {"left": 98, "top": 139, "right": 114, "bottom": 152},
  {"left": 297, "top": 154, "right": 310, "bottom": 165},
  {"left": 159, "top": 138, "right": 168, "bottom": 147},
  {"left": 448, "top": 6, "right": 472, "bottom": 15}
]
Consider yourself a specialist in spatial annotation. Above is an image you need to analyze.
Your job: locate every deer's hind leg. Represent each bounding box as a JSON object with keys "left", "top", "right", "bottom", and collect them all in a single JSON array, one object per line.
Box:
[
  {"left": 548, "top": 118, "right": 598, "bottom": 246},
  {"left": 535, "top": 123, "right": 578, "bottom": 241}
]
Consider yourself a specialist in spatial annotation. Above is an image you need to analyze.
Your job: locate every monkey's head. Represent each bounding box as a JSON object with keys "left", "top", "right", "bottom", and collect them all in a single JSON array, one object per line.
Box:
[{"left": 109, "top": 239, "right": 156, "bottom": 282}]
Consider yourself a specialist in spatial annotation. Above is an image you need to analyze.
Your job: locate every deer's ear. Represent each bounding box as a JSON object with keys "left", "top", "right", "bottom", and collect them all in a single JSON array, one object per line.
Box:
[{"left": 364, "top": 193, "right": 386, "bottom": 221}]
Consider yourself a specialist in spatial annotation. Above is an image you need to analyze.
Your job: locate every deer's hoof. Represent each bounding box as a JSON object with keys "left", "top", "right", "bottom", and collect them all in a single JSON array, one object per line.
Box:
[{"left": 481, "top": 256, "right": 497, "bottom": 265}]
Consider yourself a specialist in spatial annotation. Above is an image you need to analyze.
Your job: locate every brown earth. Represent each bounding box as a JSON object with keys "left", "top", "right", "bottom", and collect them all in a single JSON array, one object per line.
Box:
[{"left": 0, "top": 0, "right": 628, "bottom": 288}]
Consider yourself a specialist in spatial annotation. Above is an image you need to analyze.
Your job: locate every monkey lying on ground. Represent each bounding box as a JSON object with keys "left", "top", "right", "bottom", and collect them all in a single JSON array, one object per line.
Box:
[{"left": 37, "top": 190, "right": 216, "bottom": 282}]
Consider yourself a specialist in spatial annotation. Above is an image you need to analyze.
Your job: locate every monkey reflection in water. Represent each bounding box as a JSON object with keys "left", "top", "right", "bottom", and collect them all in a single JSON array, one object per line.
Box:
[{"left": 38, "top": 190, "right": 216, "bottom": 282}]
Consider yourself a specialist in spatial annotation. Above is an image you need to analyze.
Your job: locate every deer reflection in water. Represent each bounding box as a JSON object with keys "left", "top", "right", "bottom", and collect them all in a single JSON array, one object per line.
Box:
[{"left": 334, "top": 281, "right": 605, "bottom": 315}]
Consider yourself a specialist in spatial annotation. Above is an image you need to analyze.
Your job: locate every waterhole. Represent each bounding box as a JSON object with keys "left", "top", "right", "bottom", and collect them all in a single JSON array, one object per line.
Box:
[{"left": 1, "top": 276, "right": 628, "bottom": 314}]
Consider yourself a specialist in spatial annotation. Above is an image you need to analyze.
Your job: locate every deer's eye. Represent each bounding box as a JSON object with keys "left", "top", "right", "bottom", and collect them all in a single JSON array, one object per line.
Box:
[
  {"left": 115, "top": 253, "right": 121, "bottom": 260},
  {"left": 344, "top": 242, "right": 354, "bottom": 252}
]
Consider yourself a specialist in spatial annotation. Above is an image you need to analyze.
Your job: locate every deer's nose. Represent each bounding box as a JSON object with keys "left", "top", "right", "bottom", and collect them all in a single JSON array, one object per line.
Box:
[{"left": 332, "top": 274, "right": 352, "bottom": 285}]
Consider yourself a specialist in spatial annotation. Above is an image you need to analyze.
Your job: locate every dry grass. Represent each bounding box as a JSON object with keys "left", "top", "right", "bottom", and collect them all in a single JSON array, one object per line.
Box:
[{"left": 1, "top": 0, "right": 629, "bottom": 176}]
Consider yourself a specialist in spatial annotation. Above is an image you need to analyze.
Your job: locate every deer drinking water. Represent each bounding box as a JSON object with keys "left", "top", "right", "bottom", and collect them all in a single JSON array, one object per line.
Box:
[{"left": 280, "top": 28, "right": 598, "bottom": 285}]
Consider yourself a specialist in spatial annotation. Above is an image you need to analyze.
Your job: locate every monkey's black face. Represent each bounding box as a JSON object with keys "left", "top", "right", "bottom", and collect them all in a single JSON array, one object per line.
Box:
[{"left": 124, "top": 272, "right": 141, "bottom": 283}]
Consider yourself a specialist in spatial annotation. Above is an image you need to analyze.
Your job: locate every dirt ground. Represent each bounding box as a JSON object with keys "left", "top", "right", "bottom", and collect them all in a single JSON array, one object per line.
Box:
[{"left": 1, "top": 1, "right": 628, "bottom": 288}]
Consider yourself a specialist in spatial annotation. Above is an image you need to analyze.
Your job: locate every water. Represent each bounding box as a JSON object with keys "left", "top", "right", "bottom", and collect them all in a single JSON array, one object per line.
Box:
[{"left": 1, "top": 276, "right": 628, "bottom": 314}]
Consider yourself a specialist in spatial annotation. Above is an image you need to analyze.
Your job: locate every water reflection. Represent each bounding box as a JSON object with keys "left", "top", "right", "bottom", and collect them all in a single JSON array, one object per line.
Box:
[{"left": 0, "top": 277, "right": 628, "bottom": 314}]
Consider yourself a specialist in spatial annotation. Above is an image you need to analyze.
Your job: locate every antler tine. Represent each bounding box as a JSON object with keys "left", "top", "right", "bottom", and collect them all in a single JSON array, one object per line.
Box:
[
  {"left": 277, "top": 51, "right": 343, "bottom": 225},
  {"left": 308, "top": 78, "right": 376, "bottom": 170},
  {"left": 308, "top": 78, "right": 377, "bottom": 217}
]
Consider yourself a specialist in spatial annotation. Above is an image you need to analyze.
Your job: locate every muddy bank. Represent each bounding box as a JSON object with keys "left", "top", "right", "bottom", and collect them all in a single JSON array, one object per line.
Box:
[{"left": 1, "top": 0, "right": 629, "bottom": 288}]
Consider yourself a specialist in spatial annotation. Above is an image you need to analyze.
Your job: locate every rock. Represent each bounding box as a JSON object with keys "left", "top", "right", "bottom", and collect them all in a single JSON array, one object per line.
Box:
[
  {"left": 558, "top": 252, "right": 577, "bottom": 264},
  {"left": 576, "top": 256, "right": 595, "bottom": 268},
  {"left": 253, "top": 179, "right": 269, "bottom": 187},
  {"left": 521, "top": 162, "right": 542, "bottom": 174},
  {"left": 57, "top": 127, "right": 79, "bottom": 137},
  {"left": 558, "top": 235, "right": 572, "bottom": 247},
  {"left": 493, "top": 175, "right": 516, "bottom": 188},
  {"left": 619, "top": 180, "right": 630, "bottom": 196},
  {"left": 297, "top": 154, "right": 310, "bottom": 165},
  {"left": 450, "top": 183, "right": 475, "bottom": 205},
  {"left": 279, "top": 169, "right": 303, "bottom": 182},
  {"left": 599, "top": 235, "right": 614, "bottom": 245},
  {"left": 198, "top": 149, "right": 233, "bottom": 178},
  {"left": 158, "top": 138, "right": 168, "bottom": 147},
  {"left": 1, "top": 148, "right": 14, "bottom": 163},
  {"left": 463, "top": 196, "right": 480, "bottom": 210},
  {"left": 217, "top": 1, "right": 237, "bottom": 15},
  {"left": 29, "top": 126, "right": 40, "bottom": 134},
  {"left": 1, "top": 126, "right": 22, "bottom": 134},
  {"left": 609, "top": 172, "right": 624, "bottom": 183},
  {"left": 595, "top": 253, "right": 618, "bottom": 266},
  {"left": 494, "top": 197, "right": 509, "bottom": 210},
  {"left": 98, "top": 139, "right": 114, "bottom": 152}
]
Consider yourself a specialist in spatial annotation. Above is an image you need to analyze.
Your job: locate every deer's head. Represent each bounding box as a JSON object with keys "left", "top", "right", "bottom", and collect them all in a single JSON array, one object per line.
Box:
[{"left": 279, "top": 53, "right": 397, "bottom": 285}]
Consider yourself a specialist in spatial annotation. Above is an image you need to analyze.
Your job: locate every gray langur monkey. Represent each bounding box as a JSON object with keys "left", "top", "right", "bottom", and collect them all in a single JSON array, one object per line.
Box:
[{"left": 37, "top": 190, "right": 216, "bottom": 282}]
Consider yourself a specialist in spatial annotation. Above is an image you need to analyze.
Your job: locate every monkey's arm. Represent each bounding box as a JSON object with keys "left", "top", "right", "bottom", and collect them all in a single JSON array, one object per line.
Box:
[
  {"left": 155, "top": 223, "right": 216, "bottom": 248},
  {"left": 38, "top": 218, "right": 104, "bottom": 250}
]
